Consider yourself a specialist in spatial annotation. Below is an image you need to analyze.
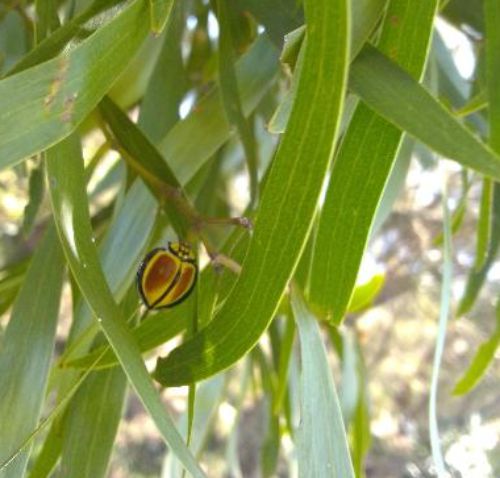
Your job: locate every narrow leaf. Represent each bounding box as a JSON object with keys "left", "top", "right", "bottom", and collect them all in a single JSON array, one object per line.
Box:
[
  {"left": 149, "top": 0, "right": 174, "bottom": 35},
  {"left": 485, "top": 0, "right": 500, "bottom": 153},
  {"left": 474, "top": 177, "right": 493, "bottom": 270},
  {"left": 347, "top": 273, "right": 385, "bottom": 314},
  {"left": 154, "top": 0, "right": 351, "bottom": 386},
  {"left": 99, "top": 96, "right": 191, "bottom": 237},
  {"left": 457, "top": 159, "right": 500, "bottom": 316},
  {"left": 454, "top": 89, "right": 487, "bottom": 117},
  {"left": 59, "top": 367, "right": 127, "bottom": 478},
  {"left": 429, "top": 193, "right": 453, "bottom": 476},
  {"left": 35, "top": 0, "right": 61, "bottom": 43},
  {"left": 8, "top": 0, "right": 125, "bottom": 76},
  {"left": 46, "top": 134, "right": 205, "bottom": 478},
  {"left": 217, "top": 0, "right": 259, "bottom": 203},
  {"left": 28, "top": 421, "right": 63, "bottom": 478},
  {"left": 0, "top": 225, "right": 64, "bottom": 478},
  {"left": 268, "top": 0, "right": 386, "bottom": 135},
  {"left": 310, "top": 0, "right": 438, "bottom": 323},
  {"left": 291, "top": 290, "right": 354, "bottom": 478},
  {"left": 349, "top": 44, "right": 500, "bottom": 179},
  {"left": 21, "top": 162, "right": 45, "bottom": 236},
  {"left": 139, "top": 0, "right": 186, "bottom": 142},
  {"left": 64, "top": 308, "right": 186, "bottom": 370},
  {"left": 453, "top": 309, "right": 500, "bottom": 395}
]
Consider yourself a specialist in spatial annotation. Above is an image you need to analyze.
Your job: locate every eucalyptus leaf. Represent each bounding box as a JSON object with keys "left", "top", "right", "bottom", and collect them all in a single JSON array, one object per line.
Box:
[
  {"left": 350, "top": 44, "right": 500, "bottom": 179},
  {"left": 46, "top": 134, "right": 205, "bottom": 478},
  {"left": 154, "top": 0, "right": 351, "bottom": 386},
  {"left": 0, "top": 0, "right": 150, "bottom": 171},
  {"left": 0, "top": 225, "right": 64, "bottom": 478},
  {"left": 291, "top": 290, "right": 354, "bottom": 478},
  {"left": 310, "top": 0, "right": 438, "bottom": 323}
]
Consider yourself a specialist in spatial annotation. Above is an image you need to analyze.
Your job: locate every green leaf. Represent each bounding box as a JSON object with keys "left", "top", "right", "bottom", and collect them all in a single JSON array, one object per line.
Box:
[
  {"left": 454, "top": 89, "right": 487, "bottom": 118},
  {"left": 107, "top": 33, "right": 166, "bottom": 110},
  {"left": 64, "top": 307, "right": 186, "bottom": 370},
  {"left": 99, "top": 96, "right": 191, "bottom": 237},
  {"left": 139, "top": 0, "right": 186, "bottom": 142},
  {"left": 348, "top": 339, "right": 371, "bottom": 478},
  {"left": 236, "top": 0, "right": 303, "bottom": 47},
  {"left": 453, "top": 308, "right": 500, "bottom": 395},
  {"left": 154, "top": 0, "right": 351, "bottom": 386},
  {"left": 45, "top": 134, "right": 205, "bottom": 478},
  {"left": 457, "top": 0, "right": 500, "bottom": 315},
  {"left": 268, "top": 0, "right": 386, "bottom": 135},
  {"left": 217, "top": 0, "right": 259, "bottom": 203},
  {"left": 157, "top": 34, "right": 279, "bottom": 186},
  {"left": 0, "top": 343, "right": 114, "bottom": 473},
  {"left": 28, "top": 420, "right": 64, "bottom": 478},
  {"left": 0, "top": 225, "right": 65, "bottom": 478},
  {"left": 35, "top": 0, "right": 61, "bottom": 44},
  {"left": 474, "top": 177, "right": 493, "bottom": 270},
  {"left": 0, "top": 0, "right": 150, "bottom": 171},
  {"left": 458, "top": 173, "right": 500, "bottom": 316},
  {"left": 0, "top": 11, "right": 28, "bottom": 74},
  {"left": 7, "top": 0, "right": 125, "bottom": 76},
  {"left": 433, "top": 171, "right": 470, "bottom": 246},
  {"left": 59, "top": 367, "right": 127, "bottom": 478},
  {"left": 291, "top": 290, "right": 354, "bottom": 478},
  {"left": 57, "top": 293, "right": 137, "bottom": 478},
  {"left": 43, "top": 141, "right": 159, "bottom": 475},
  {"left": 272, "top": 316, "right": 296, "bottom": 415},
  {"left": 429, "top": 193, "right": 453, "bottom": 476},
  {"left": 163, "top": 375, "right": 226, "bottom": 476},
  {"left": 347, "top": 273, "right": 385, "bottom": 314},
  {"left": 0, "top": 259, "right": 30, "bottom": 317},
  {"left": 310, "top": 0, "right": 438, "bottom": 323},
  {"left": 21, "top": 161, "right": 45, "bottom": 236},
  {"left": 149, "top": 0, "right": 174, "bottom": 34},
  {"left": 349, "top": 44, "right": 500, "bottom": 179},
  {"left": 370, "top": 136, "right": 414, "bottom": 236},
  {"left": 349, "top": 0, "right": 387, "bottom": 59}
]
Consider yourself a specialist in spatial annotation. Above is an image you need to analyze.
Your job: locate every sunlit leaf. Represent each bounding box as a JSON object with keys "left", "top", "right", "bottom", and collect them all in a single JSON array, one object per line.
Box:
[
  {"left": 310, "top": 0, "right": 438, "bottom": 323},
  {"left": 154, "top": 0, "right": 351, "bottom": 386},
  {"left": 0, "top": 0, "right": 150, "bottom": 170}
]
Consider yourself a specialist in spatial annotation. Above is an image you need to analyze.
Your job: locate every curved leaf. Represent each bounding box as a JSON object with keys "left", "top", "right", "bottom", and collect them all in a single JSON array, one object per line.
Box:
[
  {"left": 453, "top": 312, "right": 500, "bottom": 395},
  {"left": 46, "top": 134, "right": 205, "bottom": 478},
  {"left": 154, "top": 0, "right": 351, "bottom": 385},
  {"left": 310, "top": 0, "right": 438, "bottom": 323}
]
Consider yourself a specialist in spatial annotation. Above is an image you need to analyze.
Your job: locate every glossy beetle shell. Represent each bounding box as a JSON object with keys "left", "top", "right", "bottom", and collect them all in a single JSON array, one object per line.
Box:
[{"left": 137, "top": 241, "right": 197, "bottom": 309}]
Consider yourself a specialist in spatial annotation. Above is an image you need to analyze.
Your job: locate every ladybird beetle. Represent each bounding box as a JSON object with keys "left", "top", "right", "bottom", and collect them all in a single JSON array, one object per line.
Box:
[{"left": 137, "top": 241, "right": 197, "bottom": 309}]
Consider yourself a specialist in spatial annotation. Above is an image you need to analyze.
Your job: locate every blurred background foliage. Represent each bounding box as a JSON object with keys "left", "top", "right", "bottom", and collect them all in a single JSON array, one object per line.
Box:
[{"left": 0, "top": 0, "right": 499, "bottom": 477}]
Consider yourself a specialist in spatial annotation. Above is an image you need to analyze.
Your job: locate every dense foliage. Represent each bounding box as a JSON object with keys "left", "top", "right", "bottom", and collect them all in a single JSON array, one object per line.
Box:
[{"left": 0, "top": 0, "right": 498, "bottom": 477}]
